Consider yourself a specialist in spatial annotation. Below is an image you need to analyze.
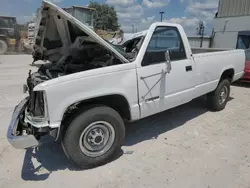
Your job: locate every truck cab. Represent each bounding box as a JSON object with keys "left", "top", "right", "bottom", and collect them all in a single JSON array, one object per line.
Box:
[{"left": 63, "top": 5, "right": 95, "bottom": 30}]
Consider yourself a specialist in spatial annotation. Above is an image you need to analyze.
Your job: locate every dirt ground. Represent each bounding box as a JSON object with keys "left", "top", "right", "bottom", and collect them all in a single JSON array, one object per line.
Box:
[{"left": 0, "top": 55, "right": 250, "bottom": 188}]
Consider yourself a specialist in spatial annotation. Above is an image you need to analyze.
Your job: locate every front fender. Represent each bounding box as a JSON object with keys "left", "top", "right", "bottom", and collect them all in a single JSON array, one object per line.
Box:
[
  {"left": 54, "top": 91, "right": 132, "bottom": 123},
  {"left": 38, "top": 66, "right": 139, "bottom": 127}
]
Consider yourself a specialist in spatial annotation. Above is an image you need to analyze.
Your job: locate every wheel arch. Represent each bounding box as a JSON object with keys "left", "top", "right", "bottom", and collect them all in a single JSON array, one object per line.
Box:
[
  {"left": 60, "top": 94, "right": 131, "bottom": 135},
  {"left": 220, "top": 68, "right": 235, "bottom": 83}
]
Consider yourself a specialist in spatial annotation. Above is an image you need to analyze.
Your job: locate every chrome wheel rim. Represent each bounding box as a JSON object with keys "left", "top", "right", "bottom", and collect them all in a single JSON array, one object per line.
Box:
[
  {"left": 79, "top": 121, "right": 115, "bottom": 157},
  {"left": 219, "top": 86, "right": 228, "bottom": 104}
]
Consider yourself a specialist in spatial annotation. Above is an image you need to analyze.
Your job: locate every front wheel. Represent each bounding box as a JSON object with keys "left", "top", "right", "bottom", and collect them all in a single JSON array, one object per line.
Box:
[
  {"left": 0, "top": 40, "right": 8, "bottom": 54},
  {"left": 61, "top": 106, "right": 125, "bottom": 168},
  {"left": 206, "top": 79, "right": 230, "bottom": 111}
]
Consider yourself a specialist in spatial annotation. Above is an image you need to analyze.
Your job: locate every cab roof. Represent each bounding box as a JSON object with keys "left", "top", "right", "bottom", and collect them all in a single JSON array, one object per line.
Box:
[{"left": 0, "top": 16, "right": 16, "bottom": 19}]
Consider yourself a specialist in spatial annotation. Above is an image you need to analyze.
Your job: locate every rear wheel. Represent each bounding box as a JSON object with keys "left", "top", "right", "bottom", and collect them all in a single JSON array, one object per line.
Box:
[
  {"left": 206, "top": 79, "right": 230, "bottom": 111},
  {"left": 61, "top": 106, "right": 125, "bottom": 168},
  {"left": 0, "top": 40, "right": 7, "bottom": 54}
]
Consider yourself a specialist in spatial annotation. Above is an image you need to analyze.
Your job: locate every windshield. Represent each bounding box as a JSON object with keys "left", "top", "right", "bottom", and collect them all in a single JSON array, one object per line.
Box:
[
  {"left": 105, "top": 39, "right": 127, "bottom": 58},
  {"left": 105, "top": 35, "right": 145, "bottom": 61},
  {"left": 0, "top": 17, "right": 15, "bottom": 28},
  {"left": 74, "top": 9, "right": 93, "bottom": 27}
]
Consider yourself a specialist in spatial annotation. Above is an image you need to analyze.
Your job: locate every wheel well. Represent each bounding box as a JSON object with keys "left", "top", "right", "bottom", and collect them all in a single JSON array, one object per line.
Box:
[
  {"left": 62, "top": 94, "right": 131, "bottom": 123},
  {"left": 220, "top": 69, "right": 234, "bottom": 83},
  {"left": 59, "top": 95, "right": 131, "bottom": 139}
]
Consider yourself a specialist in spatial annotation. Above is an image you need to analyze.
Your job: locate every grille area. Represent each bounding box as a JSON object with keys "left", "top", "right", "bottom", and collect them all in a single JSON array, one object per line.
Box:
[
  {"left": 28, "top": 91, "right": 45, "bottom": 117},
  {"left": 26, "top": 72, "right": 48, "bottom": 117}
]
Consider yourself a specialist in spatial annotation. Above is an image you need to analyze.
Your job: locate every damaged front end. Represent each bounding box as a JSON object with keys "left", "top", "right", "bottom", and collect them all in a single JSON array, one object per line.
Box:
[
  {"left": 7, "top": 71, "right": 57, "bottom": 149},
  {"left": 25, "top": 73, "right": 49, "bottom": 127},
  {"left": 7, "top": 98, "right": 39, "bottom": 149}
]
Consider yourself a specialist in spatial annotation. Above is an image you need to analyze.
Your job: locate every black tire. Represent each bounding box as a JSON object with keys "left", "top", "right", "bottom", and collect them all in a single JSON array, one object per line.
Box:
[
  {"left": 61, "top": 106, "right": 125, "bottom": 168},
  {"left": 0, "top": 40, "right": 8, "bottom": 54},
  {"left": 206, "top": 79, "right": 230, "bottom": 111}
]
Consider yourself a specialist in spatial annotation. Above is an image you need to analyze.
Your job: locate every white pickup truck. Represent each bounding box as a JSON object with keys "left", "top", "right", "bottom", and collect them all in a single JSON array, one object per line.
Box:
[{"left": 7, "top": 1, "right": 245, "bottom": 168}]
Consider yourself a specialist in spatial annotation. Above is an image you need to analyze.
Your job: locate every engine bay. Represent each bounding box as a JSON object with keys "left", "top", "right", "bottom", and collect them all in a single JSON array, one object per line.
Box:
[{"left": 35, "top": 37, "right": 126, "bottom": 80}]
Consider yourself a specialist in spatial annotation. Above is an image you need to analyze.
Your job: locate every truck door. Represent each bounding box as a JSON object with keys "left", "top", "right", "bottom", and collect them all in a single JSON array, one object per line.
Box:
[{"left": 136, "top": 24, "right": 195, "bottom": 118}]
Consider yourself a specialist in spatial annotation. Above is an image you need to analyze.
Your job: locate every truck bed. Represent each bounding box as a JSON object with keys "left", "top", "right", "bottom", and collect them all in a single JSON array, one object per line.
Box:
[{"left": 191, "top": 48, "right": 245, "bottom": 99}]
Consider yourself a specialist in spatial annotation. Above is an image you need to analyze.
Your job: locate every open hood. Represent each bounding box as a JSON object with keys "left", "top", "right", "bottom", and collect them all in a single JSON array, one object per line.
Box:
[{"left": 33, "top": 1, "right": 129, "bottom": 63}]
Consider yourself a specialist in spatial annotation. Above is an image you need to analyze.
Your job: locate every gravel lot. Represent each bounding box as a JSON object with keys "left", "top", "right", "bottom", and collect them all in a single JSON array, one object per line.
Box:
[{"left": 1, "top": 55, "right": 250, "bottom": 188}]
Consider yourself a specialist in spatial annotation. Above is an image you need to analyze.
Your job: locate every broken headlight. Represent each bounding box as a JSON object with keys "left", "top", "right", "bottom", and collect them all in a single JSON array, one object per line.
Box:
[{"left": 28, "top": 91, "right": 45, "bottom": 118}]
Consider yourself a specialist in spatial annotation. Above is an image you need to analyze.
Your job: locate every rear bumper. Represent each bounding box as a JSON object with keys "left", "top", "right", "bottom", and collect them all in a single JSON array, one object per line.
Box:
[
  {"left": 240, "top": 70, "right": 250, "bottom": 83},
  {"left": 7, "top": 98, "right": 39, "bottom": 149}
]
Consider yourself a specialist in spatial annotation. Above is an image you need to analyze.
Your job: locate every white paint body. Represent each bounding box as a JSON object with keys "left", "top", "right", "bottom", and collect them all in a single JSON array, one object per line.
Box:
[{"left": 33, "top": 1, "right": 245, "bottom": 129}]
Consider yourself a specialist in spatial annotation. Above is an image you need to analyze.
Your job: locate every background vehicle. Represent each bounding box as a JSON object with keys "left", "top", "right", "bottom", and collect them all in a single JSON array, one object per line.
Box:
[
  {"left": 63, "top": 5, "right": 95, "bottom": 30},
  {"left": 7, "top": 1, "right": 245, "bottom": 168},
  {"left": 0, "top": 16, "right": 20, "bottom": 54},
  {"left": 241, "top": 49, "right": 250, "bottom": 82}
]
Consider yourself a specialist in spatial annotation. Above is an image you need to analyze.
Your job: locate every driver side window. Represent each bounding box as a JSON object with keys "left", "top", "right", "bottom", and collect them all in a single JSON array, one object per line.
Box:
[{"left": 142, "top": 26, "right": 186, "bottom": 66}]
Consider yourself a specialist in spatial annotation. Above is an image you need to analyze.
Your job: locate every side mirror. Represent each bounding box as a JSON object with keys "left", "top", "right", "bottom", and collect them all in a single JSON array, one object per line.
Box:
[{"left": 165, "top": 50, "right": 172, "bottom": 73}]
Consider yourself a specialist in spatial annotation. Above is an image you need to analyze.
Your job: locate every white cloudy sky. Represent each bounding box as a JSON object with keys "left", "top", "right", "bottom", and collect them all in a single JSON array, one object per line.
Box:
[
  {"left": 1, "top": 0, "right": 219, "bottom": 35},
  {"left": 110, "top": 0, "right": 219, "bottom": 35}
]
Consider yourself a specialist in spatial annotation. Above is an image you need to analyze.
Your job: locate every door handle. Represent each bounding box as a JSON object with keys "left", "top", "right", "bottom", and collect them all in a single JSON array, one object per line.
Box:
[{"left": 186, "top": 65, "right": 192, "bottom": 72}]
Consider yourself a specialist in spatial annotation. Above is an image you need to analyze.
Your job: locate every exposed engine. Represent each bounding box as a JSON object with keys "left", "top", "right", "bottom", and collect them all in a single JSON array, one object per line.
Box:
[{"left": 36, "top": 37, "right": 124, "bottom": 77}]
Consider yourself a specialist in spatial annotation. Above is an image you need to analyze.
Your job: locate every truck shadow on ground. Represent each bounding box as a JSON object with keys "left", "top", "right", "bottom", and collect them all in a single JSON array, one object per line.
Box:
[
  {"left": 21, "top": 143, "right": 73, "bottom": 181},
  {"left": 125, "top": 98, "right": 210, "bottom": 147},
  {"left": 21, "top": 141, "right": 123, "bottom": 181},
  {"left": 21, "top": 97, "right": 230, "bottom": 181},
  {"left": 232, "top": 82, "right": 250, "bottom": 88}
]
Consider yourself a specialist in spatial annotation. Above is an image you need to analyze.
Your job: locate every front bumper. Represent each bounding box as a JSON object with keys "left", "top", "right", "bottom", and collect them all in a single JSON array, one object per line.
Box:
[{"left": 7, "top": 98, "right": 39, "bottom": 149}]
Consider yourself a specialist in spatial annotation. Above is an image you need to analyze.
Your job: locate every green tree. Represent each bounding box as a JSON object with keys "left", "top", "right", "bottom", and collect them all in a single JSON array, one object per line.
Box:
[{"left": 89, "top": 2, "right": 120, "bottom": 31}]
